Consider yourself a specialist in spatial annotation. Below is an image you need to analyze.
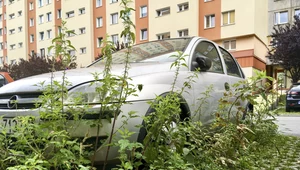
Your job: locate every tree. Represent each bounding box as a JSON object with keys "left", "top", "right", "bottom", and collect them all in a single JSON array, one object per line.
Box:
[
  {"left": 268, "top": 16, "right": 300, "bottom": 84},
  {"left": 0, "top": 53, "right": 77, "bottom": 80}
]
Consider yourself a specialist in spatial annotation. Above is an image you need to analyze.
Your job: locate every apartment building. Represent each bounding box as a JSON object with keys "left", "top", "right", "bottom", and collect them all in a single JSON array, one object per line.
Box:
[
  {"left": 0, "top": 0, "right": 269, "bottom": 77},
  {"left": 267, "top": 0, "right": 300, "bottom": 88}
]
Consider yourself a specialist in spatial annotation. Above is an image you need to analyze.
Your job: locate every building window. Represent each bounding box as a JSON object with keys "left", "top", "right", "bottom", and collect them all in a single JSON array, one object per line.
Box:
[
  {"left": 222, "top": 11, "right": 235, "bottom": 25},
  {"left": 0, "top": 28, "right": 2, "bottom": 35},
  {"left": 96, "top": 0, "right": 102, "bottom": 7},
  {"left": 4, "top": 27, "right": 6, "bottom": 35},
  {"left": 67, "top": 30, "right": 75, "bottom": 37},
  {"left": 178, "top": 2, "right": 189, "bottom": 12},
  {"left": 140, "top": 29, "right": 147, "bottom": 40},
  {"left": 275, "top": 11, "right": 288, "bottom": 24},
  {"left": 68, "top": 50, "right": 75, "bottom": 56},
  {"left": 39, "top": 31, "right": 44, "bottom": 40},
  {"left": 18, "top": 42, "right": 23, "bottom": 48},
  {"left": 0, "top": 57, "right": 3, "bottom": 65},
  {"left": 79, "top": 8, "right": 85, "bottom": 15},
  {"left": 157, "top": 32, "right": 170, "bottom": 40},
  {"left": 0, "top": 14, "right": 2, "bottom": 21},
  {"left": 29, "top": 2, "right": 34, "bottom": 10},
  {"left": 9, "top": 13, "right": 15, "bottom": 19},
  {"left": 96, "top": 17, "right": 103, "bottom": 27},
  {"left": 205, "top": 14, "right": 215, "bottom": 28},
  {"left": 40, "top": 48, "right": 45, "bottom": 57},
  {"left": 57, "top": 9, "right": 62, "bottom": 19},
  {"left": 18, "top": 26, "right": 22, "bottom": 32},
  {"left": 140, "top": 6, "right": 147, "bottom": 18},
  {"left": 295, "top": 9, "right": 300, "bottom": 17},
  {"left": 11, "top": 60, "right": 16, "bottom": 65},
  {"left": 18, "top": 11, "right": 22, "bottom": 16},
  {"left": 97, "top": 37, "right": 103, "bottom": 47},
  {"left": 10, "top": 44, "right": 16, "bottom": 50},
  {"left": 9, "top": 29, "right": 15, "bottom": 34},
  {"left": 204, "top": 0, "right": 212, "bottom": 2},
  {"left": 47, "top": 29, "right": 52, "bottom": 39},
  {"left": 46, "top": 0, "right": 51, "bottom": 5},
  {"left": 111, "top": 0, "right": 118, "bottom": 3},
  {"left": 46, "top": 12, "right": 52, "bottom": 22},
  {"left": 30, "top": 18, "right": 34, "bottom": 27},
  {"left": 39, "top": 14, "right": 44, "bottom": 24},
  {"left": 156, "top": 7, "right": 170, "bottom": 17},
  {"left": 178, "top": 29, "right": 189, "bottom": 37},
  {"left": 111, "top": 13, "right": 118, "bottom": 24},
  {"left": 0, "top": 43, "right": 3, "bottom": 50},
  {"left": 58, "top": 26, "right": 62, "bottom": 34},
  {"left": 111, "top": 34, "right": 118, "bottom": 45},
  {"left": 66, "top": 11, "right": 75, "bottom": 18},
  {"left": 223, "top": 40, "right": 236, "bottom": 50},
  {"left": 80, "top": 47, "right": 86, "bottom": 54},
  {"left": 38, "top": 0, "right": 43, "bottom": 7},
  {"left": 4, "top": 13, "right": 6, "bottom": 20},
  {"left": 79, "top": 27, "right": 86, "bottom": 34}
]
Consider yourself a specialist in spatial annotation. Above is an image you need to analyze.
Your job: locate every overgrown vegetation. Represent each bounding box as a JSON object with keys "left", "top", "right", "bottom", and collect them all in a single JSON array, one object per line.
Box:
[{"left": 0, "top": 1, "right": 298, "bottom": 170}]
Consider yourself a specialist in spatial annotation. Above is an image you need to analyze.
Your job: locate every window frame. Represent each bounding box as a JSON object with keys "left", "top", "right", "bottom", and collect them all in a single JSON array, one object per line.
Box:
[
  {"left": 96, "top": 0, "right": 102, "bottom": 7},
  {"left": 140, "top": 6, "right": 147, "bottom": 18},
  {"left": 79, "top": 7, "right": 85, "bottom": 15},
  {"left": 96, "top": 17, "right": 103, "bottom": 27},
  {"left": 274, "top": 11, "right": 288, "bottom": 25},
  {"left": 205, "top": 14, "right": 215, "bottom": 28},
  {"left": 222, "top": 10, "right": 235, "bottom": 25},
  {"left": 66, "top": 11, "right": 75, "bottom": 18},
  {"left": 178, "top": 29, "right": 189, "bottom": 37},
  {"left": 156, "top": 7, "right": 170, "bottom": 17},
  {"left": 219, "top": 46, "right": 243, "bottom": 78},
  {"left": 140, "top": 28, "right": 148, "bottom": 40},
  {"left": 46, "top": 12, "right": 52, "bottom": 22},
  {"left": 178, "top": 2, "right": 189, "bottom": 12},
  {"left": 110, "top": 13, "right": 118, "bottom": 24},
  {"left": 223, "top": 40, "right": 236, "bottom": 51}
]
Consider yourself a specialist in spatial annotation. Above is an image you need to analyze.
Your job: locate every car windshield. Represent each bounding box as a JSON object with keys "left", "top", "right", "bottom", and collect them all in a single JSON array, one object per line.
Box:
[{"left": 89, "top": 38, "right": 192, "bottom": 66}]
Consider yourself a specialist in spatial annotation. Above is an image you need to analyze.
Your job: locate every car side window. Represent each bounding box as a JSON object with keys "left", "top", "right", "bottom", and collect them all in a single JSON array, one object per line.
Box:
[
  {"left": 220, "top": 47, "right": 242, "bottom": 78},
  {"left": 192, "top": 41, "right": 223, "bottom": 73}
]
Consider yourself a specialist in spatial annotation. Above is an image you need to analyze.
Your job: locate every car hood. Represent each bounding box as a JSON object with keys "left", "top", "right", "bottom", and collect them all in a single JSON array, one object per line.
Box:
[{"left": 0, "top": 62, "right": 176, "bottom": 94}]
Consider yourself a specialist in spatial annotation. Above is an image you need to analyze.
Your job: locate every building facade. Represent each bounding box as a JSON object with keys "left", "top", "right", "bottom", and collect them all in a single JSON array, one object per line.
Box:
[
  {"left": 0, "top": 0, "right": 269, "bottom": 77},
  {"left": 267, "top": 0, "right": 300, "bottom": 88}
]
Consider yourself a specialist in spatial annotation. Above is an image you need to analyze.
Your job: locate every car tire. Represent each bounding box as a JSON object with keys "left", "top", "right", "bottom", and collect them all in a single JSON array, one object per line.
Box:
[
  {"left": 286, "top": 106, "right": 290, "bottom": 112},
  {"left": 242, "top": 103, "right": 253, "bottom": 120}
]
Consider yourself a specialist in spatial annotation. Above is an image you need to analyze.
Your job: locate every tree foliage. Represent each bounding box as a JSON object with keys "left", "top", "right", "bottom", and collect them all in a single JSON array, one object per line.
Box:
[
  {"left": 268, "top": 16, "right": 300, "bottom": 84},
  {"left": 0, "top": 54, "right": 77, "bottom": 80}
]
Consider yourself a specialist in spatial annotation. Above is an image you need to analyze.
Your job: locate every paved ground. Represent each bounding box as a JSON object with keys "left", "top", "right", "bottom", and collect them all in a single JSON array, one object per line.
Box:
[{"left": 275, "top": 115, "right": 300, "bottom": 137}]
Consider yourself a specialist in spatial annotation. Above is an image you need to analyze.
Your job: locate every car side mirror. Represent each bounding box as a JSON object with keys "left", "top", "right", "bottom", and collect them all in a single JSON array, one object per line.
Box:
[{"left": 192, "top": 55, "right": 212, "bottom": 71}]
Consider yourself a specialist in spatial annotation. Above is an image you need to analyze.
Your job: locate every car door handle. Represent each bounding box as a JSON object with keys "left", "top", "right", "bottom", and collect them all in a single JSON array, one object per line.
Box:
[{"left": 224, "top": 82, "right": 230, "bottom": 91}]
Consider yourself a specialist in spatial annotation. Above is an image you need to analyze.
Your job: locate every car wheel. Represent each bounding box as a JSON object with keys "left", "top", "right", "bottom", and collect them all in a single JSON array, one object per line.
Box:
[{"left": 286, "top": 106, "right": 290, "bottom": 112}]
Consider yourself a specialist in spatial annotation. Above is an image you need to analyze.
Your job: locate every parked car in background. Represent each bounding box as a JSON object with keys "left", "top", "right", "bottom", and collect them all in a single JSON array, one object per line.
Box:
[
  {"left": 286, "top": 84, "right": 300, "bottom": 112},
  {"left": 0, "top": 72, "right": 13, "bottom": 87},
  {"left": 0, "top": 37, "right": 247, "bottom": 163}
]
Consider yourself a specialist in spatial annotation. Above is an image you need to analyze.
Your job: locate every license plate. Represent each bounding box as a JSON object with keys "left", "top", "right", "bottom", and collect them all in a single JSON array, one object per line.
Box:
[{"left": 2, "top": 118, "right": 18, "bottom": 134}]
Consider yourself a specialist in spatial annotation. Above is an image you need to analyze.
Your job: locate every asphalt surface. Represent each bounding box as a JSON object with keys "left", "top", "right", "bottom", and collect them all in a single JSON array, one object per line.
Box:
[{"left": 275, "top": 115, "right": 300, "bottom": 137}]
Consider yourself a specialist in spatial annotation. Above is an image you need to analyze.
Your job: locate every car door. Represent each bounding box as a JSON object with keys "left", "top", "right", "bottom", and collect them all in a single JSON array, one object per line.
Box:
[{"left": 189, "top": 40, "right": 230, "bottom": 124}]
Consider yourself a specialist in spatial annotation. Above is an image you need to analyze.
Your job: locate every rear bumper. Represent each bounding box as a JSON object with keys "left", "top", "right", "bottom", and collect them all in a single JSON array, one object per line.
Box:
[
  {"left": 0, "top": 100, "right": 151, "bottom": 163},
  {"left": 286, "top": 98, "right": 300, "bottom": 108}
]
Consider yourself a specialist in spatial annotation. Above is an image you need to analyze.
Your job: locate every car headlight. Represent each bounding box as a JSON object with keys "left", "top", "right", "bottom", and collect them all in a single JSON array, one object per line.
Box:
[{"left": 65, "top": 81, "right": 123, "bottom": 105}]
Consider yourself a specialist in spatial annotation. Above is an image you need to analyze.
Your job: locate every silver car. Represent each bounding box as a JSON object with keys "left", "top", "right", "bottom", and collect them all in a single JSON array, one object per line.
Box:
[{"left": 0, "top": 37, "right": 246, "bottom": 163}]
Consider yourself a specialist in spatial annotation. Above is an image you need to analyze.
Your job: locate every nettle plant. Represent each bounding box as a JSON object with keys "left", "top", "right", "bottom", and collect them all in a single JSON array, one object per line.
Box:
[{"left": 0, "top": 0, "right": 280, "bottom": 170}]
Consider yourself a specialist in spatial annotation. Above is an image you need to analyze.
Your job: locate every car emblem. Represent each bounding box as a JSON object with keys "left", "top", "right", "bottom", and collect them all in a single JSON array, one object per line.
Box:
[{"left": 7, "top": 95, "right": 19, "bottom": 109}]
